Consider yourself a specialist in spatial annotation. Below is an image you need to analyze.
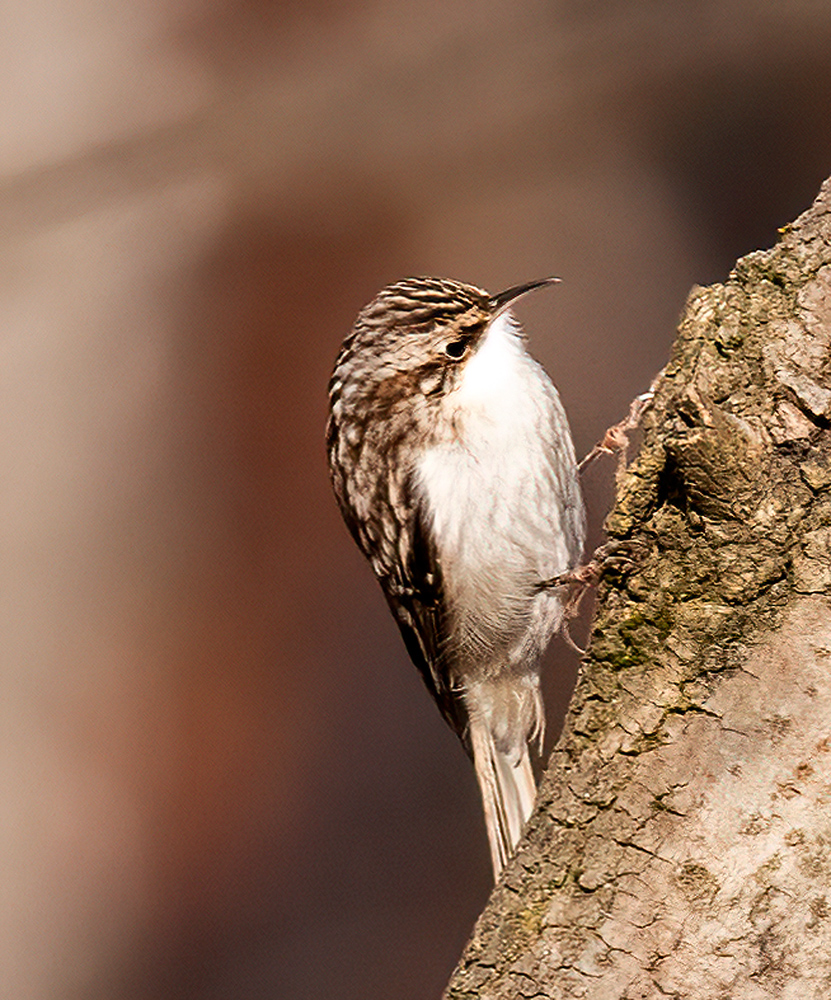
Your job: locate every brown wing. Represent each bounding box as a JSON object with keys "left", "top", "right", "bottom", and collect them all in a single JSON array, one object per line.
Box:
[
  {"left": 327, "top": 399, "right": 469, "bottom": 751},
  {"left": 380, "top": 499, "right": 470, "bottom": 753}
]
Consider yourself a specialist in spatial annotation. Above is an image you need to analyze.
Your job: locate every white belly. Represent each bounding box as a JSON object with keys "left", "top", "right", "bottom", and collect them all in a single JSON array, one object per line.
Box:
[{"left": 416, "top": 312, "right": 581, "bottom": 677}]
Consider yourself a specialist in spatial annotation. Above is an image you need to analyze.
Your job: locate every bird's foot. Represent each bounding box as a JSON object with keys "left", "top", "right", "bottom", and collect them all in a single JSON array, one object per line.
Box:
[
  {"left": 538, "top": 539, "right": 647, "bottom": 655},
  {"left": 577, "top": 370, "right": 664, "bottom": 475}
]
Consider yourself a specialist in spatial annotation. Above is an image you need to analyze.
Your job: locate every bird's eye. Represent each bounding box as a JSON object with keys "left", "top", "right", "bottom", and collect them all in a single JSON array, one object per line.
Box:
[{"left": 443, "top": 339, "right": 468, "bottom": 360}]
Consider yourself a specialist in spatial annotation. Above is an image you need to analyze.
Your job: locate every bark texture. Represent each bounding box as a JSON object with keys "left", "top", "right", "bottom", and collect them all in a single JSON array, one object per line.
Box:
[{"left": 445, "top": 179, "right": 831, "bottom": 999}]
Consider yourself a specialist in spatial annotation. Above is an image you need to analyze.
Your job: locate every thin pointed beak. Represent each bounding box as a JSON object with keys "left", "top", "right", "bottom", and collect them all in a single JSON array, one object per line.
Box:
[{"left": 489, "top": 277, "right": 561, "bottom": 315}]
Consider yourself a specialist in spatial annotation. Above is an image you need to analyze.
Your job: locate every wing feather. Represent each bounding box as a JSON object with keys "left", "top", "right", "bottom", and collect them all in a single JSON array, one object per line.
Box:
[
  {"left": 327, "top": 413, "right": 468, "bottom": 749},
  {"left": 381, "top": 499, "right": 469, "bottom": 749}
]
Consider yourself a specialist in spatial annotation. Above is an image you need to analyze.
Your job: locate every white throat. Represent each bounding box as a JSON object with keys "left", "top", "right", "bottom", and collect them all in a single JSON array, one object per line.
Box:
[
  {"left": 453, "top": 311, "right": 526, "bottom": 413},
  {"left": 417, "top": 304, "right": 570, "bottom": 581}
]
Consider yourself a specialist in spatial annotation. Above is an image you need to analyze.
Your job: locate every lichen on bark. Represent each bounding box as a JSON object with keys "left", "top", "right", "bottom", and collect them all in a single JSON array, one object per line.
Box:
[{"left": 445, "top": 179, "right": 831, "bottom": 999}]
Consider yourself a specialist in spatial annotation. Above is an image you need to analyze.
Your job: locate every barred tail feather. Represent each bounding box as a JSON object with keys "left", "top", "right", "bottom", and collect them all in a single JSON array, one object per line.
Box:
[{"left": 470, "top": 719, "right": 538, "bottom": 878}]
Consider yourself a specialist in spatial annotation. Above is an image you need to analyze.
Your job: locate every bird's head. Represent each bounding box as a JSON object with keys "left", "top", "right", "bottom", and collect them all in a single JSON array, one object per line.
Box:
[{"left": 330, "top": 276, "right": 559, "bottom": 410}]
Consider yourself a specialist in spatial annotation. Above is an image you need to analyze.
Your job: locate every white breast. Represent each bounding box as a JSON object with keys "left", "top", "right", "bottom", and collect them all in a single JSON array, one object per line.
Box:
[{"left": 416, "top": 311, "right": 581, "bottom": 674}]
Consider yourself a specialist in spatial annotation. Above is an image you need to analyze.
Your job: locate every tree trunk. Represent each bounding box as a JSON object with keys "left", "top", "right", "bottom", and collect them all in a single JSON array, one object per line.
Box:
[{"left": 445, "top": 178, "right": 831, "bottom": 999}]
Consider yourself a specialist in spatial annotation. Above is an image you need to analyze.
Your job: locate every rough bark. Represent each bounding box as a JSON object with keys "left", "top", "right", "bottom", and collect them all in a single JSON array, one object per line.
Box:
[{"left": 445, "top": 179, "right": 831, "bottom": 999}]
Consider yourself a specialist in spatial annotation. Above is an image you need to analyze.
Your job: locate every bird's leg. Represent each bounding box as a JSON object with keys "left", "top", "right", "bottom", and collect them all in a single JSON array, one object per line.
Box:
[
  {"left": 536, "top": 562, "right": 598, "bottom": 655},
  {"left": 537, "top": 375, "right": 664, "bottom": 654},
  {"left": 538, "top": 539, "right": 646, "bottom": 654},
  {"left": 577, "top": 369, "right": 664, "bottom": 477}
]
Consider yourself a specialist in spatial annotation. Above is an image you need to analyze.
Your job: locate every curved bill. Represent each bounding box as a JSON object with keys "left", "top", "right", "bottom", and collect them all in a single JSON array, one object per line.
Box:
[{"left": 489, "top": 276, "right": 561, "bottom": 315}]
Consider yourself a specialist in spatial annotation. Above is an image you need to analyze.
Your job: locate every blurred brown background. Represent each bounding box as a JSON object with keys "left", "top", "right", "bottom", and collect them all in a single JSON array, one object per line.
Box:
[{"left": 2, "top": 2, "right": 830, "bottom": 998}]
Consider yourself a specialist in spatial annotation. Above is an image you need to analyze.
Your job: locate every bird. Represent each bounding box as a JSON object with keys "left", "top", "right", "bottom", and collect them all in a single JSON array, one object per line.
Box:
[{"left": 326, "top": 276, "right": 585, "bottom": 878}]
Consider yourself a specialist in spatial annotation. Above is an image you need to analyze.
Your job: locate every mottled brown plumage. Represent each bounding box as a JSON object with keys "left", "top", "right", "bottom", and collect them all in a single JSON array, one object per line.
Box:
[{"left": 327, "top": 276, "right": 585, "bottom": 876}]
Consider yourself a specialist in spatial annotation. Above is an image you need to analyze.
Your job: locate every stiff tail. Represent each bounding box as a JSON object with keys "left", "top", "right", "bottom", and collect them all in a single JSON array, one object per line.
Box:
[{"left": 469, "top": 719, "right": 538, "bottom": 878}]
